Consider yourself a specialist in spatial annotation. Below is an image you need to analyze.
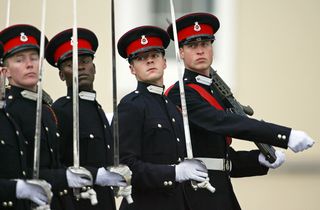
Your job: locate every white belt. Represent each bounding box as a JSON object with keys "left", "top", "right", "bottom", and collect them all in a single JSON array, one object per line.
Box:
[{"left": 196, "top": 157, "right": 232, "bottom": 172}]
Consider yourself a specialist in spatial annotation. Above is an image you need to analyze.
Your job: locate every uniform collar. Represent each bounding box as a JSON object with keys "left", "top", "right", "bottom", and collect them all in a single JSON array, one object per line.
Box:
[
  {"left": 136, "top": 81, "right": 164, "bottom": 96},
  {"left": 79, "top": 91, "right": 96, "bottom": 101},
  {"left": 184, "top": 69, "right": 212, "bottom": 86},
  {"left": 67, "top": 87, "right": 96, "bottom": 101},
  {"left": 6, "top": 85, "right": 53, "bottom": 104}
]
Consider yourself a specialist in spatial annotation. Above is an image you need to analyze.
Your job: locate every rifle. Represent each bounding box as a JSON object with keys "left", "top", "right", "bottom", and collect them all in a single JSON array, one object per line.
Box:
[{"left": 210, "top": 68, "right": 276, "bottom": 163}]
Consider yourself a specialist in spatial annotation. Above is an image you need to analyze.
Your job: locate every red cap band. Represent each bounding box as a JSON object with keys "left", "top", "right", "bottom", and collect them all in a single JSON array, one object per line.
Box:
[
  {"left": 3, "top": 36, "right": 38, "bottom": 55},
  {"left": 126, "top": 36, "right": 163, "bottom": 57},
  {"left": 53, "top": 39, "right": 93, "bottom": 63},
  {"left": 177, "top": 23, "right": 214, "bottom": 42}
]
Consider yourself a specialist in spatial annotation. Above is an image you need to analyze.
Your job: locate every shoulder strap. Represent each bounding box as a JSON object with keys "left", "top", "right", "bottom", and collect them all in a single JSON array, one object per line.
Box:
[
  {"left": 164, "top": 84, "right": 175, "bottom": 96},
  {"left": 187, "top": 83, "right": 232, "bottom": 145},
  {"left": 186, "top": 83, "right": 224, "bottom": 110}
]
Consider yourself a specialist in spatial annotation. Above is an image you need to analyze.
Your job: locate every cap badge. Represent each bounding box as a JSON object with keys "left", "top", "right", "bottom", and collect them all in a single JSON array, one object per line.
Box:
[
  {"left": 194, "top": 22, "right": 201, "bottom": 32},
  {"left": 70, "top": 37, "right": 77, "bottom": 46},
  {"left": 141, "top": 35, "right": 148, "bottom": 45},
  {"left": 20, "top": 33, "right": 28, "bottom": 42}
]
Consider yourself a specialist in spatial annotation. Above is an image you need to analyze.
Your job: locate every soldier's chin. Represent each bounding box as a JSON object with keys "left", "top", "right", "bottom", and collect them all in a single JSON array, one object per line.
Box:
[{"left": 79, "top": 82, "right": 92, "bottom": 91}]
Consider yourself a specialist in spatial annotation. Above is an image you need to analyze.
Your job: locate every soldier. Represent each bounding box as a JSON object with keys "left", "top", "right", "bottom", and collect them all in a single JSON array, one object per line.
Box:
[
  {"left": 0, "top": 41, "right": 52, "bottom": 210},
  {"left": 0, "top": 24, "right": 93, "bottom": 210},
  {"left": 116, "top": 25, "right": 211, "bottom": 210},
  {"left": 45, "top": 28, "right": 131, "bottom": 210},
  {"left": 166, "top": 12, "right": 315, "bottom": 210}
]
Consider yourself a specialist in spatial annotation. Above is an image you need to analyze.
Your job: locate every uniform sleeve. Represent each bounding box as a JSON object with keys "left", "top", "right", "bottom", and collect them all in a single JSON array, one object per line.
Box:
[
  {"left": 228, "top": 147, "right": 268, "bottom": 177},
  {"left": 118, "top": 100, "right": 176, "bottom": 190},
  {"left": 0, "top": 179, "right": 17, "bottom": 201},
  {"left": 39, "top": 168, "right": 69, "bottom": 192},
  {"left": 168, "top": 85, "right": 291, "bottom": 149}
]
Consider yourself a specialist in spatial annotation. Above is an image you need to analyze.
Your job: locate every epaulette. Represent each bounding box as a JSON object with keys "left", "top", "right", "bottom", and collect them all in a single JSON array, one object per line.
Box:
[{"left": 20, "top": 89, "right": 53, "bottom": 105}]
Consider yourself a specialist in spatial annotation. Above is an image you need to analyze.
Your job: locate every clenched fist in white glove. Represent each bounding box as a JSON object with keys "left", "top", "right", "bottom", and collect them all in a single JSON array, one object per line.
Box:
[
  {"left": 95, "top": 167, "right": 127, "bottom": 187},
  {"left": 288, "top": 130, "right": 315, "bottom": 153},
  {"left": 175, "top": 159, "right": 208, "bottom": 183},
  {"left": 259, "top": 150, "right": 285, "bottom": 169},
  {"left": 66, "top": 167, "right": 92, "bottom": 188},
  {"left": 16, "top": 180, "right": 52, "bottom": 206}
]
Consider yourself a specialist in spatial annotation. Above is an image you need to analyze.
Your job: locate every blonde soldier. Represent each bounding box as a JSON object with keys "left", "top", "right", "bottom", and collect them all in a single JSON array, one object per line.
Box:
[{"left": 0, "top": 24, "right": 92, "bottom": 210}]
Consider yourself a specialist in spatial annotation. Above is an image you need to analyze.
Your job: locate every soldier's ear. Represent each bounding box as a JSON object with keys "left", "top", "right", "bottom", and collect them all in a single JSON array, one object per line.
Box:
[
  {"left": 129, "top": 64, "right": 136, "bottom": 75},
  {"left": 59, "top": 71, "right": 65, "bottom": 81},
  {"left": 179, "top": 48, "right": 185, "bottom": 59},
  {"left": 93, "top": 63, "right": 96, "bottom": 74},
  {"left": 163, "top": 58, "right": 167, "bottom": 70},
  {"left": 3, "top": 66, "right": 11, "bottom": 79}
]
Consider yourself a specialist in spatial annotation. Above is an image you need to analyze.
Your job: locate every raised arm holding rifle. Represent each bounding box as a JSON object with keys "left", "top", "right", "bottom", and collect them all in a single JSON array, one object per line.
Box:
[{"left": 165, "top": 12, "right": 315, "bottom": 210}]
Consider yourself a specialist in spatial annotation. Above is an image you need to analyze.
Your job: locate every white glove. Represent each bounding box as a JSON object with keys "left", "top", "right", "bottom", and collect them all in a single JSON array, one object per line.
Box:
[
  {"left": 80, "top": 188, "right": 98, "bottom": 206},
  {"left": 288, "top": 130, "right": 315, "bottom": 153},
  {"left": 175, "top": 159, "right": 208, "bottom": 183},
  {"left": 259, "top": 150, "right": 285, "bottom": 169},
  {"left": 66, "top": 168, "right": 92, "bottom": 188},
  {"left": 16, "top": 180, "right": 51, "bottom": 206},
  {"left": 95, "top": 167, "right": 127, "bottom": 187},
  {"left": 115, "top": 185, "right": 133, "bottom": 204}
]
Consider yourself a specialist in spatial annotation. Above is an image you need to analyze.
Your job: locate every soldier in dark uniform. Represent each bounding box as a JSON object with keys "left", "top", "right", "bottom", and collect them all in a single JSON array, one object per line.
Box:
[
  {"left": 0, "top": 24, "right": 94, "bottom": 210},
  {"left": 0, "top": 41, "right": 52, "bottom": 210},
  {"left": 45, "top": 28, "right": 131, "bottom": 210},
  {"left": 116, "top": 26, "right": 212, "bottom": 210},
  {"left": 166, "top": 12, "right": 315, "bottom": 210}
]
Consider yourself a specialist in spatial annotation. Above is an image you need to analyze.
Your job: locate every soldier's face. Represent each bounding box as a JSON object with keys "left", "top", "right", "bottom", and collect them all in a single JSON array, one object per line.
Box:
[
  {"left": 180, "top": 40, "right": 213, "bottom": 76},
  {"left": 59, "top": 55, "right": 96, "bottom": 91},
  {"left": 4, "top": 49, "right": 39, "bottom": 91},
  {"left": 129, "top": 50, "right": 166, "bottom": 86}
]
